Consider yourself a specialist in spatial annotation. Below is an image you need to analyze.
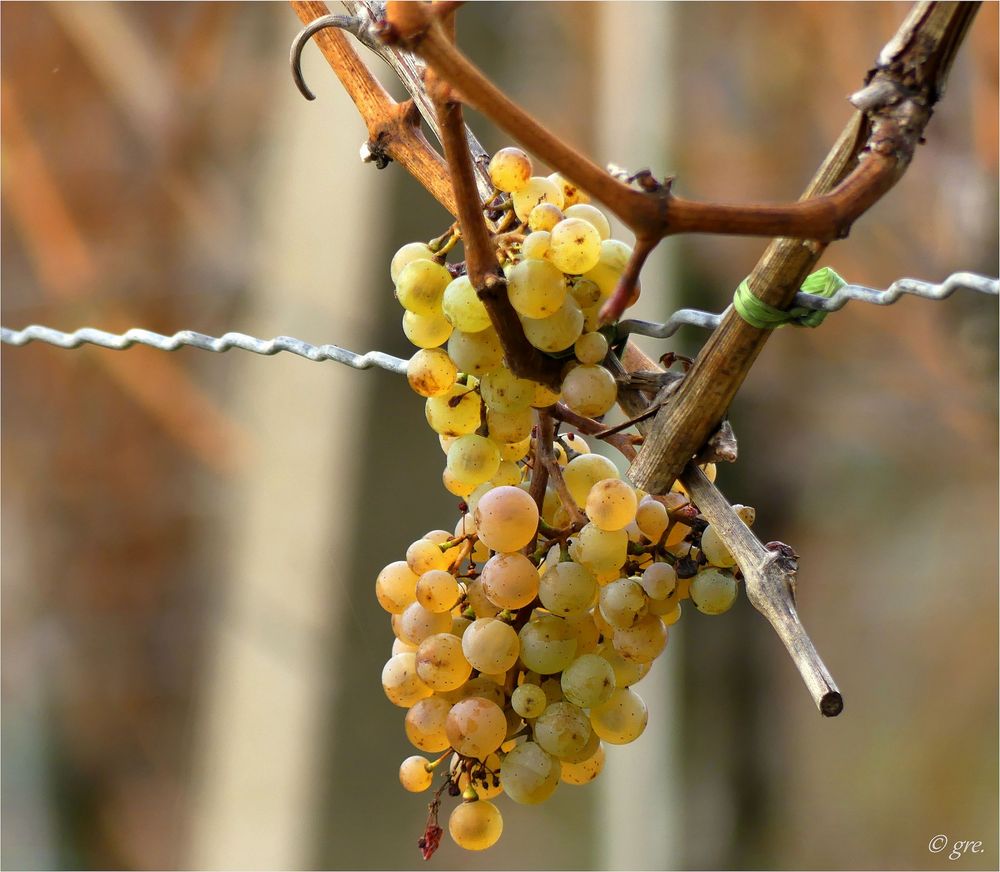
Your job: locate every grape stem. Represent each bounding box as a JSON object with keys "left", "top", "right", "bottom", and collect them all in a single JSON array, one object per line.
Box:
[{"left": 535, "top": 409, "right": 588, "bottom": 528}]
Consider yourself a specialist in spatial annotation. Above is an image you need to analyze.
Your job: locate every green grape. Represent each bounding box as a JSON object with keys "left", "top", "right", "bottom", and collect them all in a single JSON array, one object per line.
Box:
[
  {"left": 443, "top": 275, "right": 492, "bottom": 333},
  {"left": 480, "top": 369, "right": 535, "bottom": 413},
  {"left": 589, "top": 687, "right": 648, "bottom": 744},
  {"left": 395, "top": 259, "right": 452, "bottom": 316},
  {"left": 486, "top": 407, "right": 533, "bottom": 444},
  {"left": 404, "top": 696, "right": 453, "bottom": 752},
  {"left": 701, "top": 524, "right": 737, "bottom": 568},
  {"left": 612, "top": 614, "right": 668, "bottom": 663},
  {"left": 521, "top": 230, "right": 551, "bottom": 261},
  {"left": 527, "top": 202, "right": 564, "bottom": 232},
  {"left": 689, "top": 568, "right": 739, "bottom": 615},
  {"left": 511, "top": 683, "right": 547, "bottom": 719},
  {"left": 547, "top": 217, "right": 602, "bottom": 275},
  {"left": 488, "top": 146, "right": 532, "bottom": 193},
  {"left": 474, "top": 485, "right": 539, "bottom": 552},
  {"left": 571, "top": 522, "right": 628, "bottom": 574},
  {"left": 560, "top": 743, "right": 605, "bottom": 785},
  {"left": 538, "top": 561, "right": 597, "bottom": 617},
  {"left": 399, "top": 755, "right": 433, "bottom": 792},
  {"left": 416, "top": 632, "right": 472, "bottom": 691},
  {"left": 390, "top": 241, "right": 435, "bottom": 283},
  {"left": 447, "top": 435, "right": 501, "bottom": 487},
  {"left": 599, "top": 578, "right": 648, "bottom": 630},
  {"left": 448, "top": 328, "right": 503, "bottom": 377},
  {"left": 561, "top": 364, "right": 617, "bottom": 418},
  {"left": 449, "top": 800, "right": 504, "bottom": 851},
  {"left": 382, "top": 652, "right": 433, "bottom": 708},
  {"left": 402, "top": 309, "right": 453, "bottom": 349},
  {"left": 641, "top": 561, "right": 677, "bottom": 600},
  {"left": 521, "top": 297, "right": 584, "bottom": 353},
  {"left": 574, "top": 331, "right": 608, "bottom": 365},
  {"left": 481, "top": 552, "right": 540, "bottom": 610},
  {"left": 375, "top": 560, "right": 418, "bottom": 614},
  {"left": 518, "top": 614, "right": 577, "bottom": 674},
  {"left": 500, "top": 741, "right": 561, "bottom": 804},
  {"left": 635, "top": 498, "right": 669, "bottom": 542},
  {"left": 512, "top": 176, "right": 564, "bottom": 222},
  {"left": 600, "top": 647, "right": 651, "bottom": 687},
  {"left": 569, "top": 277, "right": 603, "bottom": 308},
  {"left": 581, "top": 239, "right": 633, "bottom": 299},
  {"left": 563, "top": 203, "right": 611, "bottom": 240},
  {"left": 547, "top": 172, "right": 589, "bottom": 207},
  {"left": 507, "top": 258, "right": 567, "bottom": 319},
  {"left": 562, "top": 453, "right": 619, "bottom": 506},
  {"left": 534, "top": 701, "right": 591, "bottom": 759},
  {"left": 425, "top": 382, "right": 483, "bottom": 436},
  {"left": 398, "top": 601, "right": 454, "bottom": 647},
  {"left": 406, "top": 347, "right": 457, "bottom": 398},
  {"left": 561, "top": 653, "right": 616, "bottom": 708},
  {"left": 406, "top": 538, "right": 450, "bottom": 575},
  {"left": 416, "top": 569, "right": 462, "bottom": 613},
  {"left": 585, "top": 478, "right": 638, "bottom": 532},
  {"left": 445, "top": 696, "right": 507, "bottom": 758},
  {"left": 462, "top": 618, "right": 520, "bottom": 674}
]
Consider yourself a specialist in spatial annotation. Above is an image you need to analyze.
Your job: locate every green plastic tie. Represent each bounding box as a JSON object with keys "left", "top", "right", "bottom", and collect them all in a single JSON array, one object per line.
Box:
[{"left": 733, "top": 267, "right": 846, "bottom": 329}]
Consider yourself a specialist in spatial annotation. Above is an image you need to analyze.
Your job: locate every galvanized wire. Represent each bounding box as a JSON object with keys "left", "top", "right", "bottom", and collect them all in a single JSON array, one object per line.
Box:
[
  {"left": 0, "top": 325, "right": 408, "bottom": 375},
  {"left": 2, "top": 272, "right": 995, "bottom": 374}
]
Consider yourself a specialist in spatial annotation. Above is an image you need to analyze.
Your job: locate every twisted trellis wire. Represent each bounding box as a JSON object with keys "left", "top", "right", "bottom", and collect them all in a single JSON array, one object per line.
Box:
[{"left": 1, "top": 272, "right": 996, "bottom": 374}]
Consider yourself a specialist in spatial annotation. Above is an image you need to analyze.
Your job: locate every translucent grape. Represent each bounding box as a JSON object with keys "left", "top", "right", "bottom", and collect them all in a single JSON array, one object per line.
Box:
[
  {"left": 547, "top": 217, "right": 602, "bottom": 275},
  {"left": 416, "top": 569, "right": 462, "bottom": 613},
  {"left": 492, "top": 460, "right": 522, "bottom": 487},
  {"left": 406, "top": 347, "right": 457, "bottom": 398},
  {"left": 527, "top": 202, "right": 564, "bottom": 232},
  {"left": 585, "top": 478, "right": 638, "bottom": 532},
  {"left": 392, "top": 637, "right": 417, "bottom": 656},
  {"left": 500, "top": 741, "right": 561, "bottom": 804},
  {"left": 481, "top": 552, "right": 540, "bottom": 610},
  {"left": 581, "top": 239, "right": 633, "bottom": 298},
  {"left": 511, "top": 683, "right": 547, "bottom": 719},
  {"left": 480, "top": 369, "right": 535, "bottom": 413},
  {"left": 375, "top": 560, "right": 418, "bottom": 614},
  {"left": 406, "top": 538, "right": 450, "bottom": 575},
  {"left": 657, "top": 600, "right": 682, "bottom": 624},
  {"left": 402, "top": 309, "right": 453, "bottom": 349},
  {"left": 561, "top": 432, "right": 591, "bottom": 455},
  {"left": 563, "top": 203, "right": 611, "bottom": 240},
  {"left": 464, "top": 578, "right": 500, "bottom": 619},
  {"left": 462, "top": 618, "right": 520, "bottom": 674},
  {"left": 448, "top": 328, "right": 503, "bottom": 376},
  {"left": 599, "top": 578, "right": 648, "bottom": 629},
  {"left": 404, "top": 696, "right": 453, "bottom": 752},
  {"left": 416, "top": 632, "right": 472, "bottom": 691},
  {"left": 590, "top": 687, "right": 648, "bottom": 744},
  {"left": 600, "top": 647, "right": 651, "bottom": 687},
  {"left": 512, "top": 176, "right": 564, "bottom": 222},
  {"left": 488, "top": 146, "right": 532, "bottom": 193},
  {"left": 449, "top": 800, "right": 504, "bottom": 851},
  {"left": 521, "top": 297, "right": 585, "bottom": 353},
  {"left": 701, "top": 524, "right": 737, "bottom": 568},
  {"left": 398, "top": 601, "right": 454, "bottom": 647},
  {"left": 561, "top": 364, "right": 617, "bottom": 417},
  {"left": 474, "top": 485, "right": 539, "bottom": 552},
  {"left": 521, "top": 230, "right": 551, "bottom": 261},
  {"left": 443, "top": 468, "right": 476, "bottom": 498},
  {"left": 641, "top": 561, "right": 677, "bottom": 600},
  {"left": 447, "top": 435, "right": 501, "bottom": 487},
  {"left": 508, "top": 258, "right": 567, "bottom": 319},
  {"left": 561, "top": 653, "right": 616, "bottom": 708},
  {"left": 534, "top": 701, "right": 591, "bottom": 759},
  {"left": 499, "top": 435, "right": 532, "bottom": 461},
  {"left": 382, "top": 652, "right": 434, "bottom": 707},
  {"left": 425, "top": 382, "right": 483, "bottom": 436},
  {"left": 689, "top": 568, "right": 739, "bottom": 615},
  {"left": 395, "top": 259, "right": 452, "bottom": 316},
  {"left": 445, "top": 696, "right": 507, "bottom": 758},
  {"left": 538, "top": 561, "right": 597, "bottom": 617},
  {"left": 518, "top": 614, "right": 577, "bottom": 674},
  {"left": 612, "top": 613, "right": 668, "bottom": 663},
  {"left": 574, "top": 331, "right": 608, "bottom": 365},
  {"left": 399, "top": 755, "right": 433, "bottom": 792},
  {"left": 443, "top": 275, "right": 492, "bottom": 333},
  {"left": 486, "top": 407, "right": 533, "bottom": 444},
  {"left": 560, "top": 743, "right": 605, "bottom": 785},
  {"left": 563, "top": 453, "right": 619, "bottom": 505},
  {"left": 571, "top": 522, "right": 628, "bottom": 574},
  {"left": 547, "top": 173, "right": 589, "bottom": 207},
  {"left": 565, "top": 612, "right": 601, "bottom": 655},
  {"left": 636, "top": 498, "right": 669, "bottom": 542},
  {"left": 390, "top": 241, "right": 435, "bottom": 283},
  {"left": 569, "top": 278, "right": 602, "bottom": 308}
]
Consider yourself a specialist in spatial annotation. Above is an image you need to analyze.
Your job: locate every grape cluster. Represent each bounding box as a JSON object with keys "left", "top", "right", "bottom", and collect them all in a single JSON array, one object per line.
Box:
[{"left": 377, "top": 147, "right": 755, "bottom": 856}]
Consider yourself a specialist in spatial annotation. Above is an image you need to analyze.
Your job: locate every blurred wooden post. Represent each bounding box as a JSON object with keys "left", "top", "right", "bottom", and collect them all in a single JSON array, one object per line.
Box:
[
  {"left": 593, "top": 4, "right": 681, "bottom": 869},
  {"left": 186, "top": 45, "right": 386, "bottom": 870}
]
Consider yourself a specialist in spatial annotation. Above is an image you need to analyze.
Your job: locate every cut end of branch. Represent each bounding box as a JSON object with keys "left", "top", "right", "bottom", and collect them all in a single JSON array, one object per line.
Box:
[{"left": 820, "top": 691, "right": 844, "bottom": 718}]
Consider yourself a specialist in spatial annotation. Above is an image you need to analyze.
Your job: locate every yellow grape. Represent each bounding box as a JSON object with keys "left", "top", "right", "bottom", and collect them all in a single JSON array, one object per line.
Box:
[
  {"left": 406, "top": 348, "right": 457, "bottom": 398},
  {"left": 527, "top": 202, "right": 564, "bottom": 232},
  {"left": 589, "top": 687, "right": 648, "bottom": 744},
  {"left": 445, "top": 696, "right": 507, "bottom": 758},
  {"left": 507, "top": 258, "right": 567, "bottom": 319},
  {"left": 561, "top": 364, "right": 617, "bottom": 417},
  {"left": 448, "top": 329, "right": 503, "bottom": 377},
  {"left": 547, "top": 172, "right": 589, "bottom": 207},
  {"left": 447, "top": 434, "right": 501, "bottom": 487},
  {"left": 375, "top": 560, "right": 418, "bottom": 614},
  {"left": 585, "top": 478, "right": 638, "bottom": 531},
  {"left": 404, "top": 696, "right": 453, "bottom": 752},
  {"left": 399, "top": 755, "right": 433, "bottom": 792},
  {"left": 395, "top": 259, "right": 452, "bottom": 316},
  {"left": 474, "top": 486, "right": 539, "bottom": 552},
  {"left": 521, "top": 297, "right": 585, "bottom": 353},
  {"left": 390, "top": 241, "right": 435, "bottom": 283},
  {"left": 449, "top": 800, "right": 504, "bottom": 851},
  {"left": 560, "top": 743, "right": 605, "bottom": 785},
  {"left": 521, "top": 230, "right": 551, "bottom": 261},
  {"left": 425, "top": 382, "right": 483, "bottom": 436},
  {"left": 547, "top": 217, "right": 602, "bottom": 275},
  {"left": 563, "top": 203, "right": 610, "bottom": 240},
  {"left": 443, "top": 275, "right": 492, "bottom": 333},
  {"left": 512, "top": 176, "right": 564, "bottom": 222},
  {"left": 489, "top": 146, "right": 532, "bottom": 193},
  {"left": 402, "top": 309, "right": 453, "bottom": 349},
  {"left": 500, "top": 741, "right": 561, "bottom": 804}
]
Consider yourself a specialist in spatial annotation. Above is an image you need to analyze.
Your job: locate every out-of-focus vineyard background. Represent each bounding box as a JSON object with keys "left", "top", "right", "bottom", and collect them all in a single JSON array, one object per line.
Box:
[{"left": 2, "top": 3, "right": 997, "bottom": 870}]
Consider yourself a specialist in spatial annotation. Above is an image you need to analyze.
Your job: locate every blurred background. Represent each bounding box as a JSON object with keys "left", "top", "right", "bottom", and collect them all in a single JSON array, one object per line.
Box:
[{"left": 2, "top": 2, "right": 997, "bottom": 870}]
